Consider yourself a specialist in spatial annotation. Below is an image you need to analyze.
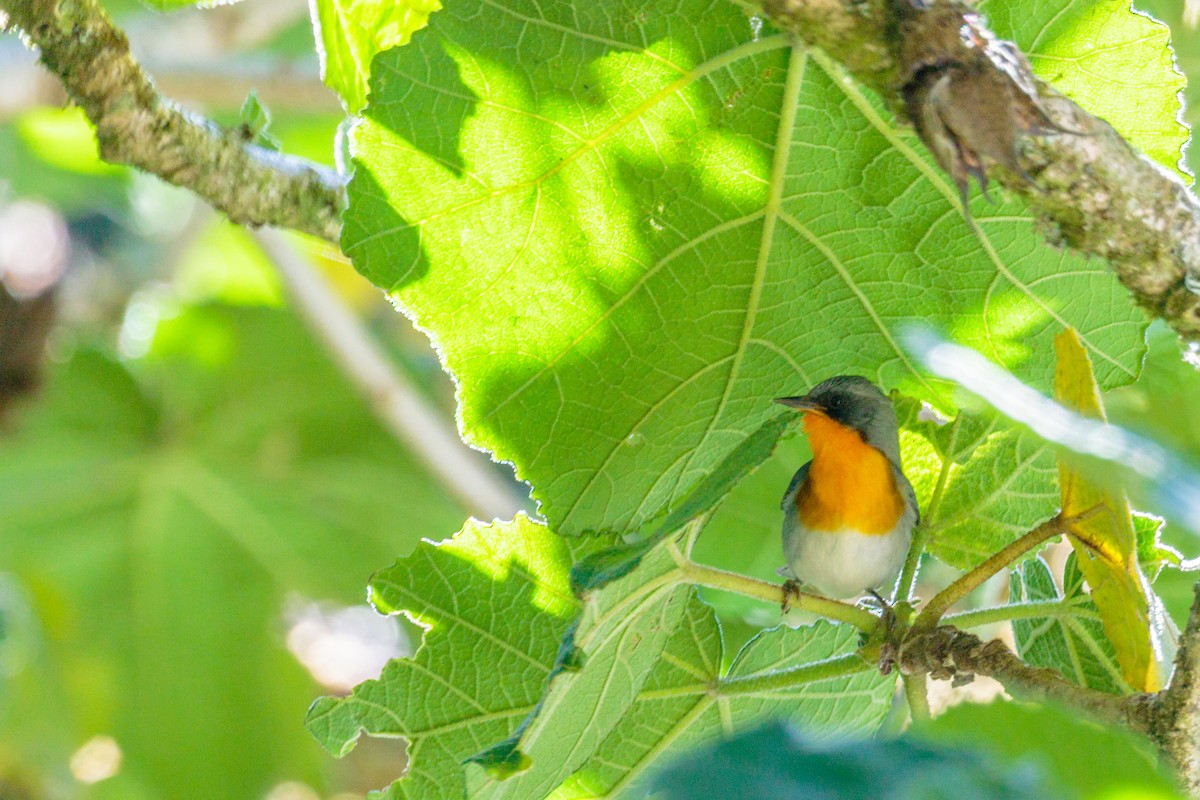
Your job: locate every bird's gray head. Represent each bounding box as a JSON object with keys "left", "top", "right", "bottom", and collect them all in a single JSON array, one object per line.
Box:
[{"left": 774, "top": 375, "right": 901, "bottom": 463}]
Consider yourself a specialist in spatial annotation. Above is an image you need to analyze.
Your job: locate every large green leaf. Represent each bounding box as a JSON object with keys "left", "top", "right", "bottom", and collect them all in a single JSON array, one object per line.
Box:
[
  {"left": 344, "top": 0, "right": 1167, "bottom": 537},
  {"left": 0, "top": 307, "right": 462, "bottom": 800},
  {"left": 556, "top": 600, "right": 893, "bottom": 798},
  {"left": 1010, "top": 555, "right": 1127, "bottom": 695},
  {"left": 308, "top": 515, "right": 601, "bottom": 799}
]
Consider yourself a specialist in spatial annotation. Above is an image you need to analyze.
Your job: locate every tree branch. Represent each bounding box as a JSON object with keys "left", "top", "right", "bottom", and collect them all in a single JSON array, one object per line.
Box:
[
  {"left": 1147, "top": 583, "right": 1200, "bottom": 794},
  {"left": 0, "top": 0, "right": 344, "bottom": 242},
  {"left": 757, "top": 0, "right": 1200, "bottom": 338},
  {"left": 897, "top": 623, "right": 1158, "bottom": 735}
]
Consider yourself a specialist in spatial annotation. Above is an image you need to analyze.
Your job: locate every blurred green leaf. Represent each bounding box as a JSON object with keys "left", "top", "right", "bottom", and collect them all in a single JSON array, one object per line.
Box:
[
  {"left": 653, "top": 719, "right": 1056, "bottom": 800},
  {"left": 914, "top": 701, "right": 1181, "bottom": 799},
  {"left": 344, "top": 0, "right": 1155, "bottom": 543},
  {"left": 2, "top": 111, "right": 128, "bottom": 215},
  {"left": 1010, "top": 555, "right": 1127, "bottom": 694},
  {"left": 135, "top": 0, "right": 243, "bottom": 11},
  {"left": 0, "top": 305, "right": 463, "bottom": 800},
  {"left": 173, "top": 221, "right": 283, "bottom": 306},
  {"left": 310, "top": 0, "right": 441, "bottom": 112},
  {"left": 16, "top": 107, "right": 122, "bottom": 177}
]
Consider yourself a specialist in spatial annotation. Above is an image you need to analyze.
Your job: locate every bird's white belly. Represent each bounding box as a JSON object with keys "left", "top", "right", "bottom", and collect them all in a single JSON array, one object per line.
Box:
[{"left": 783, "top": 521, "right": 911, "bottom": 599}]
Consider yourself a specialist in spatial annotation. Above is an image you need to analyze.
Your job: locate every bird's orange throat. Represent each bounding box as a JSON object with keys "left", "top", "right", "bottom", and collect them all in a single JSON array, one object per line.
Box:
[{"left": 797, "top": 412, "right": 905, "bottom": 535}]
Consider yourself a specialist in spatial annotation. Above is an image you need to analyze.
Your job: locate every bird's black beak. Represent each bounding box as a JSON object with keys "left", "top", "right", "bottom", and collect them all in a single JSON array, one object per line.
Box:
[{"left": 774, "top": 395, "right": 822, "bottom": 413}]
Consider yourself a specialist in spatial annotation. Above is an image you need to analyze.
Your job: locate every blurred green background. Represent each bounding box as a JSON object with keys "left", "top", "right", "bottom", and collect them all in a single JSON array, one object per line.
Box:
[{"left": 0, "top": 1, "right": 1198, "bottom": 798}]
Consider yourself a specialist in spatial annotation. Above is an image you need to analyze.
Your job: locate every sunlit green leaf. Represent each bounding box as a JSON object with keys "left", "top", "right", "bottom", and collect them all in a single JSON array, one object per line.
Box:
[
  {"left": 310, "top": 0, "right": 442, "bottom": 112},
  {"left": 555, "top": 598, "right": 894, "bottom": 798},
  {"left": 308, "top": 515, "right": 601, "bottom": 799},
  {"left": 896, "top": 401, "right": 1059, "bottom": 570},
  {"left": 465, "top": 535, "right": 691, "bottom": 799},
  {"left": 981, "top": 0, "right": 1189, "bottom": 179},
  {"left": 344, "top": 0, "right": 1160, "bottom": 540}
]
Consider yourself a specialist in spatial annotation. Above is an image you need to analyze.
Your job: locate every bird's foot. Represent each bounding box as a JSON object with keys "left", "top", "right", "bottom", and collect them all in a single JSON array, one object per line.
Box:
[
  {"left": 780, "top": 578, "right": 803, "bottom": 614},
  {"left": 857, "top": 590, "right": 915, "bottom": 676}
]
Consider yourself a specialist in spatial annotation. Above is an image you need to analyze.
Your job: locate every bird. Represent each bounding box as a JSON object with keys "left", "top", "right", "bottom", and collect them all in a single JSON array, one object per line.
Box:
[{"left": 775, "top": 376, "right": 919, "bottom": 600}]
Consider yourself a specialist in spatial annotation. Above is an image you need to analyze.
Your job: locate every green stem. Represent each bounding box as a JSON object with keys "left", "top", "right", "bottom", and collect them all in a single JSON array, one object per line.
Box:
[
  {"left": 898, "top": 415, "right": 961, "bottom": 602},
  {"left": 717, "top": 653, "right": 872, "bottom": 696},
  {"left": 914, "top": 514, "right": 1068, "bottom": 630},
  {"left": 679, "top": 560, "right": 879, "bottom": 631},
  {"left": 897, "top": 524, "right": 928, "bottom": 604},
  {"left": 915, "top": 504, "right": 1107, "bottom": 630},
  {"left": 903, "top": 673, "right": 931, "bottom": 722},
  {"left": 944, "top": 598, "right": 1087, "bottom": 629}
]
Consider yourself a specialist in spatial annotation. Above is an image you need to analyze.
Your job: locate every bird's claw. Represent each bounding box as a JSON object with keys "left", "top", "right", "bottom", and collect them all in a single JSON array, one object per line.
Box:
[
  {"left": 857, "top": 590, "right": 913, "bottom": 676},
  {"left": 780, "top": 578, "right": 803, "bottom": 615}
]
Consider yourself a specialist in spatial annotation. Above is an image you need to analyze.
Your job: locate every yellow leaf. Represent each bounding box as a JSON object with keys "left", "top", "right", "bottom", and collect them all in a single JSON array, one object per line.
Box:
[{"left": 1055, "top": 328, "right": 1164, "bottom": 691}]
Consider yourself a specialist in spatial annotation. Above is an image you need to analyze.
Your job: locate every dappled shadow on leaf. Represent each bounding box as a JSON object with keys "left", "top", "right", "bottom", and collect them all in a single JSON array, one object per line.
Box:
[
  {"left": 342, "top": 0, "right": 1151, "bottom": 548},
  {"left": 366, "top": 33, "right": 478, "bottom": 176},
  {"left": 340, "top": 166, "right": 430, "bottom": 291}
]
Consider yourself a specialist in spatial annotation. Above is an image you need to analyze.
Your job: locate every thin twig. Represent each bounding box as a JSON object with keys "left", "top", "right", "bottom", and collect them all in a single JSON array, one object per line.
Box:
[
  {"left": 0, "top": 0, "right": 345, "bottom": 241},
  {"left": 252, "top": 228, "right": 522, "bottom": 521},
  {"left": 914, "top": 506, "right": 1103, "bottom": 630},
  {"left": 944, "top": 598, "right": 1091, "bottom": 629},
  {"left": 677, "top": 558, "right": 880, "bottom": 631}
]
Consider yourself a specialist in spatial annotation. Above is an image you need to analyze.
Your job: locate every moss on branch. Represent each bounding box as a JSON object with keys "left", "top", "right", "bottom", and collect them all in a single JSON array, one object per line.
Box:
[{"left": 1, "top": 0, "right": 344, "bottom": 242}]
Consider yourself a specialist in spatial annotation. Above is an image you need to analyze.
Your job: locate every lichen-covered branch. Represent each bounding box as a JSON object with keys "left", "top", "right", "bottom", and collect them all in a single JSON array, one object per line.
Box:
[
  {"left": 897, "top": 624, "right": 1159, "bottom": 735},
  {"left": 759, "top": 0, "right": 1200, "bottom": 337},
  {"left": 0, "top": 0, "right": 344, "bottom": 243},
  {"left": 1147, "top": 585, "right": 1200, "bottom": 795}
]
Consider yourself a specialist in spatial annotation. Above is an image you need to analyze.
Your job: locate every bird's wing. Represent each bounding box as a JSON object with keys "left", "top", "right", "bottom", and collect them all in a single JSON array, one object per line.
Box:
[
  {"left": 892, "top": 462, "right": 920, "bottom": 525},
  {"left": 780, "top": 461, "right": 810, "bottom": 510}
]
